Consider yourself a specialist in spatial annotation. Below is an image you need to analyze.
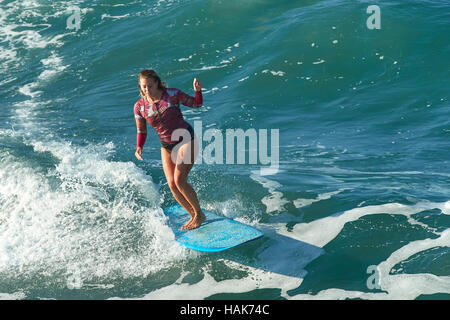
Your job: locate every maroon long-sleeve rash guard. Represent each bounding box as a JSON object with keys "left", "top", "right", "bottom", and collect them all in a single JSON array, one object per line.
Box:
[{"left": 134, "top": 88, "right": 202, "bottom": 148}]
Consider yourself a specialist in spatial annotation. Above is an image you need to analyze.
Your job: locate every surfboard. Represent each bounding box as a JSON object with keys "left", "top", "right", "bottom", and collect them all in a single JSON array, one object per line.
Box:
[{"left": 163, "top": 204, "right": 263, "bottom": 252}]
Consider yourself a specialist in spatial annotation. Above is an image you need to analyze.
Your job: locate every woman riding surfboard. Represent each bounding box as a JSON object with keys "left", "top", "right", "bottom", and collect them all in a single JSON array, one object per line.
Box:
[{"left": 134, "top": 69, "right": 205, "bottom": 230}]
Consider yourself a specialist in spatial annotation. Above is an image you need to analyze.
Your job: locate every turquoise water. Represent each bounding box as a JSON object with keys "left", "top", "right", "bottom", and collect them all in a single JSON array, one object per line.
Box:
[{"left": 0, "top": 0, "right": 449, "bottom": 300}]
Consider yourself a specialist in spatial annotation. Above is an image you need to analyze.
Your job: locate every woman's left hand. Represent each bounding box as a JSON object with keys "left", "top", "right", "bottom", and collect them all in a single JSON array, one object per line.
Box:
[
  {"left": 135, "top": 147, "right": 144, "bottom": 161},
  {"left": 193, "top": 78, "right": 202, "bottom": 92}
]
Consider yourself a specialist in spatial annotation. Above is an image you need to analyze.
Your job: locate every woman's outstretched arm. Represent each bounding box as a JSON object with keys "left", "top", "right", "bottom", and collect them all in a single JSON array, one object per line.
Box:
[
  {"left": 177, "top": 78, "right": 203, "bottom": 108},
  {"left": 134, "top": 106, "right": 147, "bottom": 161}
]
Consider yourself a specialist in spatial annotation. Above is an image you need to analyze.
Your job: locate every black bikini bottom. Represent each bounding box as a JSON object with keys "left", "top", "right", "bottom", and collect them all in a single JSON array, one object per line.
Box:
[{"left": 160, "top": 124, "right": 195, "bottom": 151}]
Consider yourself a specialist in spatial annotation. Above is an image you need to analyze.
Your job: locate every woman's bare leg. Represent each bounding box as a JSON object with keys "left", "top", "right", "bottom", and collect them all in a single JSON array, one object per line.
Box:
[
  {"left": 174, "top": 138, "right": 205, "bottom": 230},
  {"left": 161, "top": 147, "right": 195, "bottom": 225}
]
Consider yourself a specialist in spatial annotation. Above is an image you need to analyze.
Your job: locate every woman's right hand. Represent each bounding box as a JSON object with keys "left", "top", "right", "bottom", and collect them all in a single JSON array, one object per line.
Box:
[
  {"left": 193, "top": 78, "right": 202, "bottom": 92},
  {"left": 135, "top": 147, "right": 144, "bottom": 161}
]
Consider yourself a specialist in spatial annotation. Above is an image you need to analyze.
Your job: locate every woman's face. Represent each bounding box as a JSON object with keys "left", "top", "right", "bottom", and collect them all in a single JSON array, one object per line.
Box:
[{"left": 140, "top": 77, "right": 159, "bottom": 97}]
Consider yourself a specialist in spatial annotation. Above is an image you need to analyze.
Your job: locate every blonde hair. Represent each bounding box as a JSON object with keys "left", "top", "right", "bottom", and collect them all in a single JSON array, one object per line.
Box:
[{"left": 138, "top": 69, "right": 167, "bottom": 98}]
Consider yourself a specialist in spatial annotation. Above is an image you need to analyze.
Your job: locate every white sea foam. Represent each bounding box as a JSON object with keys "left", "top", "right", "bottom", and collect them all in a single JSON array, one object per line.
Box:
[
  {"left": 0, "top": 142, "right": 187, "bottom": 284},
  {"left": 3, "top": 106, "right": 186, "bottom": 288},
  {"left": 123, "top": 261, "right": 302, "bottom": 300},
  {"left": 178, "top": 55, "right": 193, "bottom": 62},
  {"left": 111, "top": 226, "right": 316, "bottom": 300},
  {"left": 444, "top": 201, "right": 450, "bottom": 215},
  {"left": 192, "top": 64, "right": 227, "bottom": 71},
  {"left": 275, "top": 202, "right": 439, "bottom": 248},
  {"left": 290, "top": 228, "right": 450, "bottom": 300},
  {"left": 2, "top": 24, "right": 64, "bottom": 49},
  {"left": 203, "top": 198, "right": 261, "bottom": 226},
  {"left": 0, "top": 0, "right": 72, "bottom": 77},
  {"left": 0, "top": 46, "right": 17, "bottom": 66},
  {"left": 18, "top": 82, "right": 42, "bottom": 98},
  {"left": 262, "top": 69, "right": 285, "bottom": 77},
  {"left": 0, "top": 5, "right": 188, "bottom": 286},
  {"left": 0, "top": 292, "right": 26, "bottom": 300},
  {"left": 280, "top": 200, "right": 450, "bottom": 299},
  {"left": 293, "top": 189, "right": 346, "bottom": 208},
  {"left": 38, "top": 52, "right": 67, "bottom": 81},
  {"left": 115, "top": 200, "right": 449, "bottom": 300},
  {"left": 250, "top": 173, "right": 289, "bottom": 214},
  {"left": 101, "top": 13, "right": 131, "bottom": 20}
]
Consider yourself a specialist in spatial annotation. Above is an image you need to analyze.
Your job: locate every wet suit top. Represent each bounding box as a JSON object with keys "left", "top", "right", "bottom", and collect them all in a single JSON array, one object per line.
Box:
[{"left": 134, "top": 88, "right": 202, "bottom": 148}]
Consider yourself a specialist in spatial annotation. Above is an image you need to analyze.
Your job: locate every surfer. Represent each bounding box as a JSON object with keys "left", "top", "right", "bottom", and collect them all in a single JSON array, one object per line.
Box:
[{"left": 133, "top": 69, "right": 206, "bottom": 230}]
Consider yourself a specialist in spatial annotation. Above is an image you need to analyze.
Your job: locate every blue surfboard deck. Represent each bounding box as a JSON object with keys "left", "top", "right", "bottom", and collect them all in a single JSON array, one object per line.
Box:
[{"left": 163, "top": 204, "right": 263, "bottom": 252}]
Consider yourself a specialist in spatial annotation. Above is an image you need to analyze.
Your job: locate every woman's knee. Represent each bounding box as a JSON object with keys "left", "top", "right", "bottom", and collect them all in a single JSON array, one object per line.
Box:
[
  {"left": 174, "top": 174, "right": 187, "bottom": 190},
  {"left": 167, "top": 178, "right": 178, "bottom": 192}
]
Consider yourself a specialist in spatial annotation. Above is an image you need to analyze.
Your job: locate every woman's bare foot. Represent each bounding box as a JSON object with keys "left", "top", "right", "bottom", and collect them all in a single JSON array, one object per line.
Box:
[
  {"left": 186, "top": 211, "right": 206, "bottom": 230},
  {"left": 181, "top": 209, "right": 195, "bottom": 230},
  {"left": 180, "top": 205, "right": 197, "bottom": 230},
  {"left": 181, "top": 218, "right": 193, "bottom": 230}
]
